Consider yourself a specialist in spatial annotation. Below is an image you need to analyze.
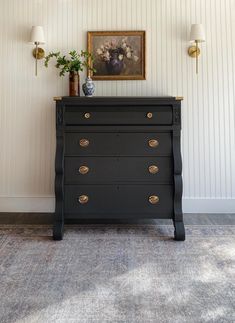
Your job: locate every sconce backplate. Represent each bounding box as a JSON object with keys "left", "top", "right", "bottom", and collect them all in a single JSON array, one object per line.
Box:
[
  {"left": 188, "top": 46, "right": 200, "bottom": 58},
  {"left": 33, "top": 47, "right": 45, "bottom": 59}
]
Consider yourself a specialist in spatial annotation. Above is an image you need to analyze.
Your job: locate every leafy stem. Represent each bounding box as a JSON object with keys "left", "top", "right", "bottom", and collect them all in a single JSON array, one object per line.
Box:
[{"left": 44, "top": 50, "right": 96, "bottom": 76}]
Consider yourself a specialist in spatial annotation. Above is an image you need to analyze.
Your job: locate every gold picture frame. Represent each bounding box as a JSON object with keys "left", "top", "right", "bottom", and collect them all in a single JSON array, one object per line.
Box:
[{"left": 87, "top": 31, "right": 146, "bottom": 80}]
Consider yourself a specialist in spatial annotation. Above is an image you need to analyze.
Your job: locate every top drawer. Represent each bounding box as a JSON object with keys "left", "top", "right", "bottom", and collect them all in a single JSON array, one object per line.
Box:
[{"left": 64, "top": 106, "right": 173, "bottom": 125}]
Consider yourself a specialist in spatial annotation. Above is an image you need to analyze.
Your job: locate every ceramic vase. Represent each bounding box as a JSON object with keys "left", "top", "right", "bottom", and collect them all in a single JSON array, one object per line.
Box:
[
  {"left": 82, "top": 77, "right": 95, "bottom": 97},
  {"left": 105, "top": 49, "right": 124, "bottom": 75},
  {"left": 69, "top": 72, "right": 80, "bottom": 96}
]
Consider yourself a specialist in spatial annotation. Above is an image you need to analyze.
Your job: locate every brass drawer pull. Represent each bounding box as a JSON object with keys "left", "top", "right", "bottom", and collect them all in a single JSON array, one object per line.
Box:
[
  {"left": 79, "top": 138, "right": 89, "bottom": 147},
  {"left": 148, "top": 165, "right": 159, "bottom": 174},
  {"left": 147, "top": 112, "right": 153, "bottom": 119},
  {"left": 148, "top": 139, "right": 159, "bottom": 148},
  {"left": 78, "top": 195, "right": 89, "bottom": 204},
  {"left": 149, "top": 195, "right": 159, "bottom": 204},
  {"left": 78, "top": 166, "right": 89, "bottom": 175},
  {"left": 84, "top": 112, "right": 91, "bottom": 119}
]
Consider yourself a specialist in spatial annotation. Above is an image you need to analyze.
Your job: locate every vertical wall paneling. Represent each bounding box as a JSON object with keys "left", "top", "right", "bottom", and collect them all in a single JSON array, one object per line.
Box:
[{"left": 0, "top": 0, "right": 234, "bottom": 212}]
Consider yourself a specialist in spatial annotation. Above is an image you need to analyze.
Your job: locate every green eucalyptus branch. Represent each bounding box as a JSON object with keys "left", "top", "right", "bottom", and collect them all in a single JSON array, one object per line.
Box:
[{"left": 44, "top": 50, "right": 96, "bottom": 77}]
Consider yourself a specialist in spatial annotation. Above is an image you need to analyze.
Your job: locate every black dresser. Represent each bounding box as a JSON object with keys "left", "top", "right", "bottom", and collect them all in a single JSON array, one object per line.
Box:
[{"left": 53, "top": 96, "right": 185, "bottom": 241}]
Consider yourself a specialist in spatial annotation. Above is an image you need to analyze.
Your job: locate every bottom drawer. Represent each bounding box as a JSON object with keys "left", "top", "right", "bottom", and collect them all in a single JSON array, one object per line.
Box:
[{"left": 64, "top": 185, "right": 173, "bottom": 218}]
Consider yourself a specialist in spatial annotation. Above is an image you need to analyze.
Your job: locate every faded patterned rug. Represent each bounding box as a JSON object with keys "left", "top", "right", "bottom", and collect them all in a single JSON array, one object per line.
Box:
[{"left": 0, "top": 224, "right": 235, "bottom": 323}]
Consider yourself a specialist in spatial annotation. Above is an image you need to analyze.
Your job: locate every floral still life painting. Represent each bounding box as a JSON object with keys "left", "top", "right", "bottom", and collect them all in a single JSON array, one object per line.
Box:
[{"left": 87, "top": 31, "right": 146, "bottom": 80}]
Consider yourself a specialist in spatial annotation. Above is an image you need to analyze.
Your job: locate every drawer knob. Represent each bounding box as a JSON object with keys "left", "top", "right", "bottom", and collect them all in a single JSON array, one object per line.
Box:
[
  {"left": 148, "top": 139, "right": 159, "bottom": 148},
  {"left": 148, "top": 165, "right": 159, "bottom": 174},
  {"left": 147, "top": 112, "right": 153, "bottom": 119},
  {"left": 79, "top": 166, "right": 89, "bottom": 175},
  {"left": 79, "top": 139, "right": 90, "bottom": 147},
  {"left": 149, "top": 195, "right": 159, "bottom": 204},
  {"left": 84, "top": 112, "right": 91, "bottom": 119},
  {"left": 78, "top": 195, "right": 89, "bottom": 204}
]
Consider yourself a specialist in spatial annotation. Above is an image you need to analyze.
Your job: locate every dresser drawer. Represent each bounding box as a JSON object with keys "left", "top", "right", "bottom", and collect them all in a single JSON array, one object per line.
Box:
[
  {"left": 64, "top": 106, "right": 172, "bottom": 125},
  {"left": 64, "top": 157, "right": 173, "bottom": 184},
  {"left": 64, "top": 185, "right": 173, "bottom": 218},
  {"left": 65, "top": 132, "right": 172, "bottom": 156}
]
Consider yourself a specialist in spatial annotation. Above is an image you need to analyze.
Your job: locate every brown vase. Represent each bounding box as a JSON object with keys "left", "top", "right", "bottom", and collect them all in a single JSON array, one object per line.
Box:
[{"left": 69, "top": 71, "right": 80, "bottom": 96}]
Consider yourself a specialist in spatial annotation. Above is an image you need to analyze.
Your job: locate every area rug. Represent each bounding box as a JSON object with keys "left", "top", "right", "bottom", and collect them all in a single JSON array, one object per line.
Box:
[{"left": 0, "top": 224, "right": 235, "bottom": 323}]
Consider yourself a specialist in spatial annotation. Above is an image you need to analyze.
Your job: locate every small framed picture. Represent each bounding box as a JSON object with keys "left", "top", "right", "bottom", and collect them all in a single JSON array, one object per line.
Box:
[{"left": 87, "top": 31, "right": 146, "bottom": 80}]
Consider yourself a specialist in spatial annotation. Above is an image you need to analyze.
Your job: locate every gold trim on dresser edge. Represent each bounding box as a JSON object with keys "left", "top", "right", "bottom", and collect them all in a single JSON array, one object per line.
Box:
[
  {"left": 175, "top": 96, "right": 184, "bottom": 101},
  {"left": 53, "top": 96, "right": 62, "bottom": 101}
]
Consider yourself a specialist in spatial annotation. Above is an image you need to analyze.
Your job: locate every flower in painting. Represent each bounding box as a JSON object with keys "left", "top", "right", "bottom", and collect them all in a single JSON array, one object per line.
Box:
[
  {"left": 111, "top": 39, "right": 117, "bottom": 47},
  {"left": 126, "top": 51, "right": 132, "bottom": 58},
  {"left": 96, "top": 48, "right": 103, "bottom": 55},
  {"left": 103, "top": 51, "right": 110, "bottom": 61},
  {"left": 118, "top": 54, "right": 124, "bottom": 61},
  {"left": 104, "top": 41, "right": 111, "bottom": 49},
  {"left": 133, "top": 55, "right": 139, "bottom": 62}
]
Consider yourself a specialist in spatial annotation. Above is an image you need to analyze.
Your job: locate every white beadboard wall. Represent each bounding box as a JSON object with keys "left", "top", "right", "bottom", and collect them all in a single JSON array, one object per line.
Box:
[{"left": 0, "top": 0, "right": 235, "bottom": 213}]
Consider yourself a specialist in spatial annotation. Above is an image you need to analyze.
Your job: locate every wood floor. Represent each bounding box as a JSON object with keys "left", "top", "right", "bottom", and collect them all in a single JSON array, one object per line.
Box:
[{"left": 0, "top": 213, "right": 234, "bottom": 225}]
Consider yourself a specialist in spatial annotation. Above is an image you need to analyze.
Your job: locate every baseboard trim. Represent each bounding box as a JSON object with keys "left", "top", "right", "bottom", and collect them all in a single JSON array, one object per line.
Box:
[
  {"left": 0, "top": 197, "right": 55, "bottom": 213},
  {"left": 183, "top": 198, "right": 235, "bottom": 213},
  {"left": 0, "top": 197, "right": 234, "bottom": 213}
]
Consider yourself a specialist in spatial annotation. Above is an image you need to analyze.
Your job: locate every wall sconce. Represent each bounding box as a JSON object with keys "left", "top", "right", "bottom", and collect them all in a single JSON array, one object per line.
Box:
[
  {"left": 188, "top": 24, "right": 205, "bottom": 74},
  {"left": 29, "top": 26, "right": 45, "bottom": 76}
]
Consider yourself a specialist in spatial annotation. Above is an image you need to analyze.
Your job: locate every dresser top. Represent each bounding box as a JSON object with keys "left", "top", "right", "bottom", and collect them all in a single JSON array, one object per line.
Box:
[{"left": 54, "top": 96, "right": 183, "bottom": 103}]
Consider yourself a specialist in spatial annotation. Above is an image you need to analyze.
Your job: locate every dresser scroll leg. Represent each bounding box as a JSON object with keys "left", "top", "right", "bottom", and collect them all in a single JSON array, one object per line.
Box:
[
  {"left": 53, "top": 221, "right": 64, "bottom": 240},
  {"left": 173, "top": 220, "right": 185, "bottom": 241},
  {"left": 172, "top": 125, "right": 185, "bottom": 241}
]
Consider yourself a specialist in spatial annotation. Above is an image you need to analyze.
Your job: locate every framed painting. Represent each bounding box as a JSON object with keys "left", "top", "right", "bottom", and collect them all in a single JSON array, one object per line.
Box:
[{"left": 87, "top": 31, "right": 146, "bottom": 80}]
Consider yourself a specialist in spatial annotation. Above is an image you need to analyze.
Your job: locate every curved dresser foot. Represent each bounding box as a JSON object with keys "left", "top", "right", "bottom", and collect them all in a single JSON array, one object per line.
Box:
[
  {"left": 53, "top": 222, "right": 64, "bottom": 240},
  {"left": 174, "top": 221, "right": 185, "bottom": 241}
]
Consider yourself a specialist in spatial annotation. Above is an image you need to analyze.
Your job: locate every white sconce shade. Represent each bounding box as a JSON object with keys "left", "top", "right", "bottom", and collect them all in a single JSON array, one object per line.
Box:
[
  {"left": 190, "top": 24, "right": 205, "bottom": 42},
  {"left": 29, "top": 26, "right": 45, "bottom": 44}
]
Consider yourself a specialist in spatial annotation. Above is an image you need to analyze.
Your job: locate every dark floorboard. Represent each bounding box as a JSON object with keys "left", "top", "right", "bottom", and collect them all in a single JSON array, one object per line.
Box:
[{"left": 0, "top": 213, "right": 235, "bottom": 225}]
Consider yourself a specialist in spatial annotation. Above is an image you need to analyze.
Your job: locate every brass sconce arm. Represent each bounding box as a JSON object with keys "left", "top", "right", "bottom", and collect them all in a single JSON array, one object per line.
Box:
[
  {"left": 32, "top": 42, "right": 45, "bottom": 76},
  {"left": 188, "top": 40, "right": 201, "bottom": 74}
]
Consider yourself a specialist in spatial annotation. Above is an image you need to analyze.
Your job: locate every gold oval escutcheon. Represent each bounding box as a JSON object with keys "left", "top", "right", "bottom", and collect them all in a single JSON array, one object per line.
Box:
[
  {"left": 148, "top": 195, "right": 159, "bottom": 204},
  {"left": 148, "top": 139, "right": 159, "bottom": 148},
  {"left": 79, "top": 138, "right": 90, "bottom": 147},
  {"left": 147, "top": 112, "right": 153, "bottom": 119},
  {"left": 78, "top": 195, "right": 89, "bottom": 204},
  {"left": 84, "top": 112, "right": 91, "bottom": 119},
  {"left": 148, "top": 165, "right": 159, "bottom": 174},
  {"left": 79, "top": 166, "right": 89, "bottom": 175}
]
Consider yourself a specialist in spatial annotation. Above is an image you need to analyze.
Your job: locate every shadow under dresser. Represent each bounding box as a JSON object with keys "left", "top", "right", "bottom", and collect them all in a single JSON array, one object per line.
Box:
[{"left": 53, "top": 96, "right": 185, "bottom": 241}]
